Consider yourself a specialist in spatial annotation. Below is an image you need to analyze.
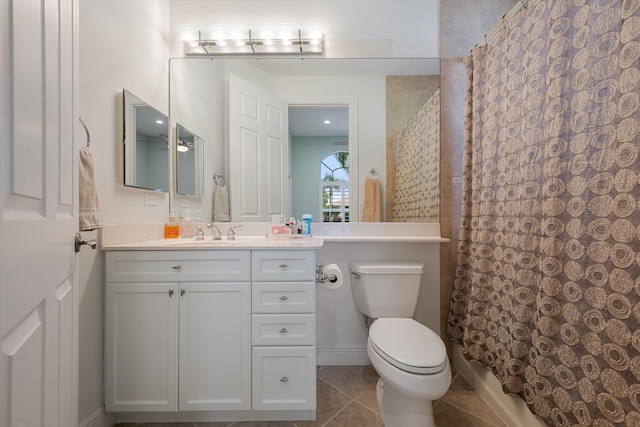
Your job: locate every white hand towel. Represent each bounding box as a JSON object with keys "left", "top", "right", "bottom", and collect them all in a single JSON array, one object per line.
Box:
[
  {"left": 79, "top": 147, "right": 104, "bottom": 231},
  {"left": 213, "top": 184, "right": 230, "bottom": 222}
]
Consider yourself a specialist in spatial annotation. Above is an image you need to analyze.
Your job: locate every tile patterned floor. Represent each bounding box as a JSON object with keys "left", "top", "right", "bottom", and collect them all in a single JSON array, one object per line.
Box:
[{"left": 114, "top": 365, "right": 507, "bottom": 427}]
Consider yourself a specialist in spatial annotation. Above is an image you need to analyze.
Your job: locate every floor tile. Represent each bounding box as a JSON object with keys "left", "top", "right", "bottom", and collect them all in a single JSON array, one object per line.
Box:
[
  {"left": 354, "top": 381, "right": 379, "bottom": 413},
  {"left": 230, "top": 422, "right": 294, "bottom": 427},
  {"left": 295, "top": 379, "right": 353, "bottom": 427},
  {"left": 441, "top": 374, "right": 507, "bottom": 426},
  {"left": 113, "top": 365, "right": 507, "bottom": 427},
  {"left": 316, "top": 365, "right": 379, "bottom": 398},
  {"left": 434, "top": 400, "right": 501, "bottom": 427},
  {"left": 324, "top": 401, "right": 383, "bottom": 427}
]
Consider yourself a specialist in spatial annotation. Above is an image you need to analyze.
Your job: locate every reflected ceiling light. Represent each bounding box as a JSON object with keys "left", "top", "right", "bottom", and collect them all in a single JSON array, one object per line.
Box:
[
  {"left": 177, "top": 25, "right": 324, "bottom": 56},
  {"left": 177, "top": 139, "right": 191, "bottom": 152},
  {"left": 324, "top": 120, "right": 331, "bottom": 124}
]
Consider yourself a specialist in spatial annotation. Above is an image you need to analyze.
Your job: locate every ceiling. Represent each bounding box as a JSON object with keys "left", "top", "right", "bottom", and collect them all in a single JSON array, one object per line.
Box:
[{"left": 289, "top": 106, "right": 348, "bottom": 137}]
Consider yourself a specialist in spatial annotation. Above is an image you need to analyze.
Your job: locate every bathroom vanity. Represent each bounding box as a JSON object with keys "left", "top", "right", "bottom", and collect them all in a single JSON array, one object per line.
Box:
[
  {"left": 104, "top": 241, "right": 320, "bottom": 422},
  {"left": 100, "top": 222, "right": 447, "bottom": 423}
]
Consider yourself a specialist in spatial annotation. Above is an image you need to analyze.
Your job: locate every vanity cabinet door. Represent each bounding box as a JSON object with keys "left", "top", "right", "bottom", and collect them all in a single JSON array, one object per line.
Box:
[
  {"left": 179, "top": 282, "right": 251, "bottom": 411},
  {"left": 105, "top": 283, "right": 179, "bottom": 412}
]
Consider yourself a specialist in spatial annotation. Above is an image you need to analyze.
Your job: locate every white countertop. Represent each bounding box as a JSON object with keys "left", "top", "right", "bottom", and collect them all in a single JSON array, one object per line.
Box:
[{"left": 99, "top": 222, "right": 450, "bottom": 250}]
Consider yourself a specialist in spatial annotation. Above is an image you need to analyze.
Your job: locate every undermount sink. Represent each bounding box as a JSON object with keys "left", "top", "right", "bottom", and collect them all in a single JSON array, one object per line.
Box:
[
  {"left": 165, "top": 235, "right": 323, "bottom": 248},
  {"left": 167, "top": 236, "right": 266, "bottom": 247}
]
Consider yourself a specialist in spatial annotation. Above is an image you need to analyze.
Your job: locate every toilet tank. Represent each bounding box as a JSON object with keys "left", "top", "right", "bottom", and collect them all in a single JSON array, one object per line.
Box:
[{"left": 349, "top": 261, "right": 424, "bottom": 318}]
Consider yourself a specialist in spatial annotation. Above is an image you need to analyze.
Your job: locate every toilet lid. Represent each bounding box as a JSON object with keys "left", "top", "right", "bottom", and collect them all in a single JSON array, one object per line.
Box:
[{"left": 369, "top": 318, "right": 448, "bottom": 375}]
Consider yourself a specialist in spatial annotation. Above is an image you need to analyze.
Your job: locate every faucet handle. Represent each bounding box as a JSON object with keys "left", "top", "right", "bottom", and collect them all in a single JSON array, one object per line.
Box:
[
  {"left": 227, "top": 224, "right": 243, "bottom": 240},
  {"left": 195, "top": 227, "right": 205, "bottom": 241}
]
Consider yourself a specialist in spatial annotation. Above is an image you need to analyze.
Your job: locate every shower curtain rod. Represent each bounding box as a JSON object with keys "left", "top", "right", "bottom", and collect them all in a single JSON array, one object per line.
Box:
[{"left": 474, "top": 0, "right": 529, "bottom": 49}]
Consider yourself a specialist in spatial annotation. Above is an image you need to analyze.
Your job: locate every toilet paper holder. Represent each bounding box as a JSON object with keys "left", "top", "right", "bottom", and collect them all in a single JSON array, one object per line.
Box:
[{"left": 316, "top": 265, "right": 337, "bottom": 284}]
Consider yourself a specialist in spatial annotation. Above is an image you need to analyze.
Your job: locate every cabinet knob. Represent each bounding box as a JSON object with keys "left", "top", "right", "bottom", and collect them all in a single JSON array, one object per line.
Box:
[
  {"left": 279, "top": 264, "right": 288, "bottom": 268},
  {"left": 279, "top": 296, "right": 288, "bottom": 301},
  {"left": 168, "top": 289, "right": 174, "bottom": 297},
  {"left": 280, "top": 376, "right": 289, "bottom": 383},
  {"left": 180, "top": 289, "right": 186, "bottom": 297},
  {"left": 172, "top": 265, "right": 182, "bottom": 270},
  {"left": 279, "top": 328, "right": 288, "bottom": 334}
]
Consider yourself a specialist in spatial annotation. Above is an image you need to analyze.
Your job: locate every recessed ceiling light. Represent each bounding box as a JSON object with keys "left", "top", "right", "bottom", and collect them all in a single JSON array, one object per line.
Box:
[
  {"left": 156, "top": 119, "right": 164, "bottom": 124},
  {"left": 324, "top": 120, "right": 331, "bottom": 124}
]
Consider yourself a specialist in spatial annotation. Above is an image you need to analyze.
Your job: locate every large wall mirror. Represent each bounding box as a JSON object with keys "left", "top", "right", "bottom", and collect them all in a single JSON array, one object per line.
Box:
[
  {"left": 122, "top": 89, "right": 170, "bottom": 192},
  {"left": 169, "top": 58, "right": 439, "bottom": 222}
]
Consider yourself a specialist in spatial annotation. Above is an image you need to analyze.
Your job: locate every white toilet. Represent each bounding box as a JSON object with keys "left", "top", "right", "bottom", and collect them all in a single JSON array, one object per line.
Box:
[{"left": 349, "top": 261, "right": 451, "bottom": 427}]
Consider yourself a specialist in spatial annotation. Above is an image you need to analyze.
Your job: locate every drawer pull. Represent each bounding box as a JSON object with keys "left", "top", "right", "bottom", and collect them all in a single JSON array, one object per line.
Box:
[
  {"left": 279, "top": 296, "right": 288, "bottom": 301},
  {"left": 279, "top": 328, "right": 288, "bottom": 334},
  {"left": 168, "top": 289, "right": 174, "bottom": 298},
  {"left": 172, "top": 265, "right": 182, "bottom": 270},
  {"left": 280, "top": 376, "right": 289, "bottom": 383},
  {"left": 279, "top": 263, "right": 288, "bottom": 268}
]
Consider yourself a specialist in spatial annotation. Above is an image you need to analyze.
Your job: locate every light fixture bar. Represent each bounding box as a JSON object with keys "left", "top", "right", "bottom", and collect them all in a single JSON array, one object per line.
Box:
[{"left": 178, "top": 26, "right": 324, "bottom": 56}]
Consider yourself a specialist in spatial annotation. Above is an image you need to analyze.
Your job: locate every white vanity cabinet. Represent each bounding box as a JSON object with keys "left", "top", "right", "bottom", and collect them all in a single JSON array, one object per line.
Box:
[
  {"left": 251, "top": 250, "right": 317, "bottom": 411},
  {"left": 104, "top": 251, "right": 251, "bottom": 412}
]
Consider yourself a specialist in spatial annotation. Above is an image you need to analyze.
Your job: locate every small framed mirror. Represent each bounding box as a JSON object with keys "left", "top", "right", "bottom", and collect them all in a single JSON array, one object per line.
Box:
[
  {"left": 175, "top": 123, "right": 204, "bottom": 197},
  {"left": 122, "top": 89, "right": 170, "bottom": 192}
]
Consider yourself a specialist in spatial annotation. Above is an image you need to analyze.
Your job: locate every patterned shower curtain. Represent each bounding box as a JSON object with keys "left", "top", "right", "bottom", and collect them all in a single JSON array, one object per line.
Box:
[
  {"left": 447, "top": 1, "right": 640, "bottom": 425},
  {"left": 392, "top": 89, "right": 440, "bottom": 222}
]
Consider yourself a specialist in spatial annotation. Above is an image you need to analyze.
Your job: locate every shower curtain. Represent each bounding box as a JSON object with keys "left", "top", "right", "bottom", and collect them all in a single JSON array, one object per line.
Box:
[
  {"left": 392, "top": 89, "right": 440, "bottom": 222},
  {"left": 447, "top": 1, "right": 640, "bottom": 425}
]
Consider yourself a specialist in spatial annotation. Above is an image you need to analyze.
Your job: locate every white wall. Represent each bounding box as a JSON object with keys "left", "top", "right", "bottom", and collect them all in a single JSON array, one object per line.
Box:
[
  {"left": 316, "top": 241, "right": 441, "bottom": 365},
  {"left": 168, "top": 0, "right": 439, "bottom": 58},
  {"left": 78, "top": 0, "right": 170, "bottom": 424}
]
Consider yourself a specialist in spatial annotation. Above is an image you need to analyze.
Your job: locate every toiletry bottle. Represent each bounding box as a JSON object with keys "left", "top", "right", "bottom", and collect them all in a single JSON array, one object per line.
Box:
[
  {"left": 296, "top": 219, "right": 302, "bottom": 234},
  {"left": 181, "top": 209, "right": 196, "bottom": 238},
  {"left": 178, "top": 210, "right": 185, "bottom": 237},
  {"left": 164, "top": 209, "right": 179, "bottom": 238},
  {"left": 302, "top": 214, "right": 312, "bottom": 235}
]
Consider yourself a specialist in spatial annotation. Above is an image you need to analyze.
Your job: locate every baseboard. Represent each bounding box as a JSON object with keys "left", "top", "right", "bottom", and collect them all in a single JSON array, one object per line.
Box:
[
  {"left": 317, "top": 348, "right": 370, "bottom": 365},
  {"left": 452, "top": 343, "right": 546, "bottom": 427},
  {"left": 79, "top": 406, "right": 115, "bottom": 427}
]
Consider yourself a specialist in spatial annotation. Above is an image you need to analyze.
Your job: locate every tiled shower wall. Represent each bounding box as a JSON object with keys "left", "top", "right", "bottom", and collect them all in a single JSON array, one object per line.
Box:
[
  {"left": 386, "top": 75, "right": 440, "bottom": 219},
  {"left": 439, "top": 0, "right": 520, "bottom": 355}
]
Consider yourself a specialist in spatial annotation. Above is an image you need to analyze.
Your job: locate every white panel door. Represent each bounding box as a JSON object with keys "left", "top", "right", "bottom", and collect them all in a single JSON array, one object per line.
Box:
[
  {"left": 179, "top": 282, "right": 251, "bottom": 411},
  {"left": 0, "top": 0, "right": 79, "bottom": 426},
  {"left": 229, "top": 75, "right": 289, "bottom": 221}
]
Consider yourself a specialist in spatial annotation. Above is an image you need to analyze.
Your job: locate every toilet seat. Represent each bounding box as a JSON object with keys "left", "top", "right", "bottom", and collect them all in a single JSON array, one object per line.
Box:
[{"left": 369, "top": 318, "right": 447, "bottom": 375}]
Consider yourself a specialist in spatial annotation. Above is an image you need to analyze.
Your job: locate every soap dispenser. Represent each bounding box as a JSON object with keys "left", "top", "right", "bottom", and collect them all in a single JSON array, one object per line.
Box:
[{"left": 164, "top": 209, "right": 179, "bottom": 238}]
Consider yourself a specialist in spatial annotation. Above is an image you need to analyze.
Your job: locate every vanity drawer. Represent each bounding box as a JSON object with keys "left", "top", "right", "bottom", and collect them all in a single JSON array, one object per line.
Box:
[
  {"left": 106, "top": 251, "right": 251, "bottom": 282},
  {"left": 251, "top": 250, "right": 316, "bottom": 282},
  {"left": 252, "top": 346, "right": 316, "bottom": 411},
  {"left": 252, "top": 282, "right": 316, "bottom": 314},
  {"left": 252, "top": 314, "right": 316, "bottom": 346}
]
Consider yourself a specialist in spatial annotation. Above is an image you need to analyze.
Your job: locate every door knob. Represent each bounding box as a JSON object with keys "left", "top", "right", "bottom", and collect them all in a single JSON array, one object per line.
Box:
[{"left": 75, "top": 232, "right": 97, "bottom": 253}]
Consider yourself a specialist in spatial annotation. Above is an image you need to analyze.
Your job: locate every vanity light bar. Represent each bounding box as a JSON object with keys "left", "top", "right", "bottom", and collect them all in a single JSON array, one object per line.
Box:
[{"left": 178, "top": 26, "right": 324, "bottom": 56}]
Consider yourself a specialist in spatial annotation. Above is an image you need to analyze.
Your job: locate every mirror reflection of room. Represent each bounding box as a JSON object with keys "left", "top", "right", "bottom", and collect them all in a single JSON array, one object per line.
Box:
[
  {"left": 175, "top": 123, "right": 204, "bottom": 197},
  {"left": 169, "top": 58, "right": 440, "bottom": 223},
  {"left": 289, "top": 106, "right": 350, "bottom": 222},
  {"left": 122, "top": 89, "right": 170, "bottom": 193}
]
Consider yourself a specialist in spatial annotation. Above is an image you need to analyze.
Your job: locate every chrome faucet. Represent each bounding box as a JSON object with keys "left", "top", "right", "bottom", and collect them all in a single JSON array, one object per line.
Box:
[
  {"left": 226, "top": 224, "right": 243, "bottom": 240},
  {"left": 195, "top": 227, "right": 205, "bottom": 241},
  {"left": 206, "top": 222, "right": 222, "bottom": 240}
]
